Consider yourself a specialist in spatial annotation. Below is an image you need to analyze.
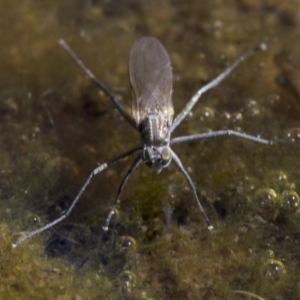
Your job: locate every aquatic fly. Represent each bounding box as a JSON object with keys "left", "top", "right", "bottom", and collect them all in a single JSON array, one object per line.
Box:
[{"left": 13, "top": 36, "right": 290, "bottom": 247}]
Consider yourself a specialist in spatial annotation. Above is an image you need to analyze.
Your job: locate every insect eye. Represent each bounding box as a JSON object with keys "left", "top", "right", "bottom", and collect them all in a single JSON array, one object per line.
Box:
[{"left": 161, "top": 147, "right": 172, "bottom": 166}]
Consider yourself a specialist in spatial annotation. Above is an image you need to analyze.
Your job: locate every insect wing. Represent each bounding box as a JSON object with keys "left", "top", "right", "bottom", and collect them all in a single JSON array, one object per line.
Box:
[{"left": 129, "top": 36, "right": 174, "bottom": 126}]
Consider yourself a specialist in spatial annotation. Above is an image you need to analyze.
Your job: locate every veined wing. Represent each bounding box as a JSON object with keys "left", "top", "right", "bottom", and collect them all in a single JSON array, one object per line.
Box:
[{"left": 129, "top": 36, "right": 173, "bottom": 126}]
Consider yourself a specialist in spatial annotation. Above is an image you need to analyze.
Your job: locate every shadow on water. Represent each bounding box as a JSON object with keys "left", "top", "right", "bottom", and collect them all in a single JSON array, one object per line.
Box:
[{"left": 1, "top": 0, "right": 300, "bottom": 299}]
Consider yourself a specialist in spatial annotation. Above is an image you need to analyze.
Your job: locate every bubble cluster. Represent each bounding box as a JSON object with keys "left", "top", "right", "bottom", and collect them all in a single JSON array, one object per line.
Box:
[{"left": 253, "top": 168, "right": 299, "bottom": 222}]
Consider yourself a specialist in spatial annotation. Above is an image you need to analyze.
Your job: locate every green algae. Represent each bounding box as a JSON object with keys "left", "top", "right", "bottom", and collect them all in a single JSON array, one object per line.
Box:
[{"left": 1, "top": 0, "right": 300, "bottom": 299}]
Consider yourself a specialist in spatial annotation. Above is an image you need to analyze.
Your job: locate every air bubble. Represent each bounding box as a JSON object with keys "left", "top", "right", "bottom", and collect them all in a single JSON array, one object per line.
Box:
[
  {"left": 262, "top": 259, "right": 286, "bottom": 281},
  {"left": 116, "top": 236, "right": 137, "bottom": 252},
  {"left": 119, "top": 270, "right": 136, "bottom": 293},
  {"left": 253, "top": 188, "right": 278, "bottom": 213},
  {"left": 25, "top": 214, "right": 40, "bottom": 226},
  {"left": 280, "top": 190, "right": 299, "bottom": 212},
  {"left": 265, "top": 170, "right": 288, "bottom": 191}
]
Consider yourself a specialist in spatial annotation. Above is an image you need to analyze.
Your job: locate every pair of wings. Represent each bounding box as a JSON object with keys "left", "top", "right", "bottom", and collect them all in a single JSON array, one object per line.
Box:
[{"left": 129, "top": 36, "right": 174, "bottom": 126}]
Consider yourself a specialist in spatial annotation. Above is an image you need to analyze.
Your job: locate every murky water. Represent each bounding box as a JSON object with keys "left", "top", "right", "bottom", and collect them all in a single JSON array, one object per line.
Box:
[{"left": 1, "top": 1, "right": 300, "bottom": 299}]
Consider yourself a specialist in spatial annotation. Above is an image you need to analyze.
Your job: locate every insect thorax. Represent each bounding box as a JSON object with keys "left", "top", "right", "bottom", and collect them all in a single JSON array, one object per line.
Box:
[{"left": 140, "top": 114, "right": 172, "bottom": 173}]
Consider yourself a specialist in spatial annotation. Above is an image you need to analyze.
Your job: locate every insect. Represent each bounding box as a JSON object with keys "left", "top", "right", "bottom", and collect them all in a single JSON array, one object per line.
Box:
[{"left": 12, "top": 36, "right": 291, "bottom": 247}]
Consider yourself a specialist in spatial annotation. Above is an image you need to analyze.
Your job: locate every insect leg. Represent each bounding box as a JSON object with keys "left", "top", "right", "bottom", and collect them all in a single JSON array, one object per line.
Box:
[
  {"left": 170, "top": 44, "right": 267, "bottom": 132},
  {"left": 103, "top": 153, "right": 142, "bottom": 231},
  {"left": 12, "top": 147, "right": 142, "bottom": 248},
  {"left": 171, "top": 149, "right": 213, "bottom": 230},
  {"left": 170, "top": 130, "right": 295, "bottom": 145},
  {"left": 59, "top": 39, "right": 138, "bottom": 130}
]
